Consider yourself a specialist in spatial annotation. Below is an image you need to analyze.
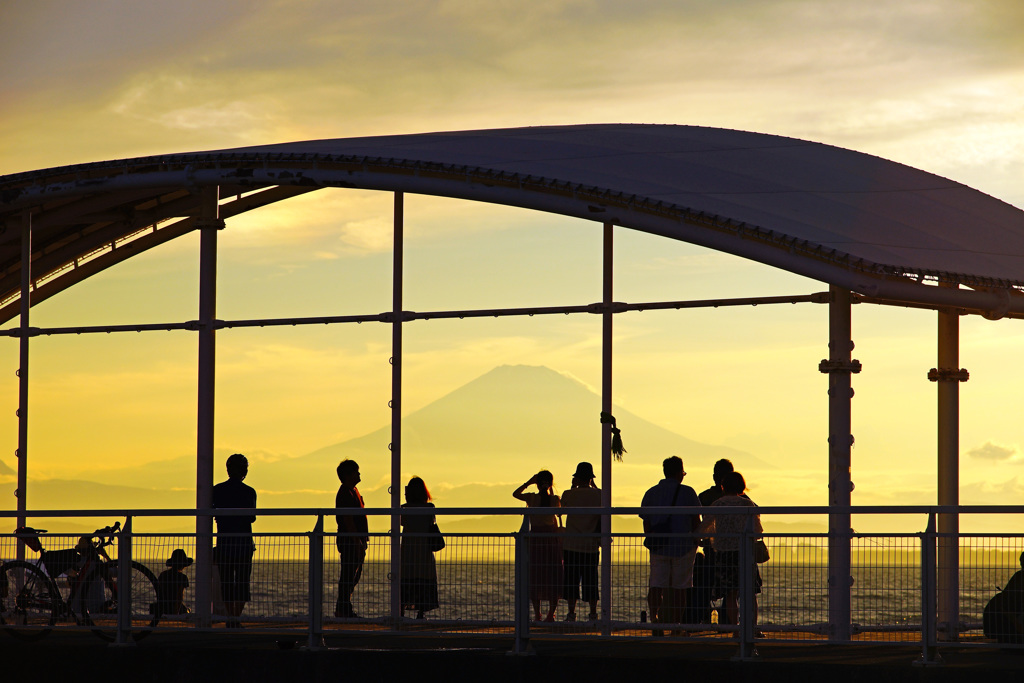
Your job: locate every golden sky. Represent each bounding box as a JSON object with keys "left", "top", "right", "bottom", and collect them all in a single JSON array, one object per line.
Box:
[{"left": 2, "top": 0, "right": 1024, "bottom": 530}]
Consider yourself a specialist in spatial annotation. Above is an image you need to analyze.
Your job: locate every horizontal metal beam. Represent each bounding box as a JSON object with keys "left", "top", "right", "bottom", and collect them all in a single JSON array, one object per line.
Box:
[
  {"left": 0, "top": 292, "right": 830, "bottom": 337},
  {"left": 2, "top": 504, "right": 1023, "bottom": 517}
]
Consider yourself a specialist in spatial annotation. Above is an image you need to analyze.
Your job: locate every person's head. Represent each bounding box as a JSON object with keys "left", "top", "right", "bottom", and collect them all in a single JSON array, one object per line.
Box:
[
  {"left": 571, "top": 462, "right": 596, "bottom": 488},
  {"left": 535, "top": 470, "right": 554, "bottom": 492},
  {"left": 405, "top": 476, "right": 431, "bottom": 504},
  {"left": 166, "top": 548, "right": 194, "bottom": 571},
  {"left": 722, "top": 471, "right": 746, "bottom": 495},
  {"left": 75, "top": 536, "right": 93, "bottom": 554},
  {"left": 226, "top": 453, "right": 248, "bottom": 480},
  {"left": 1019, "top": 551, "right": 1024, "bottom": 569},
  {"left": 712, "top": 459, "right": 734, "bottom": 485},
  {"left": 337, "top": 459, "right": 361, "bottom": 488},
  {"left": 663, "top": 456, "right": 685, "bottom": 482}
]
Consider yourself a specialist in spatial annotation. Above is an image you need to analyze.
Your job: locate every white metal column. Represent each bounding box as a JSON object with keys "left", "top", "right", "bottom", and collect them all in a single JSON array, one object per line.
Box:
[
  {"left": 195, "top": 187, "right": 222, "bottom": 627},
  {"left": 821, "top": 285, "right": 858, "bottom": 641},
  {"left": 600, "top": 222, "right": 613, "bottom": 634},
  {"left": 932, "top": 304, "right": 964, "bottom": 640},
  {"left": 390, "top": 191, "right": 404, "bottom": 624},
  {"left": 15, "top": 211, "right": 32, "bottom": 558}
]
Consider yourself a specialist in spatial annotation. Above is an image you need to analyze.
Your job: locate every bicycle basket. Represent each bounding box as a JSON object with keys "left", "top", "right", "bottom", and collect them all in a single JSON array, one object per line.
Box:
[{"left": 15, "top": 527, "right": 43, "bottom": 553}]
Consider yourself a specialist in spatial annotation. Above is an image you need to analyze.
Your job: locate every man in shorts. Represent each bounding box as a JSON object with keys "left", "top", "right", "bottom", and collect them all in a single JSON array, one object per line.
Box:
[{"left": 640, "top": 456, "right": 701, "bottom": 633}]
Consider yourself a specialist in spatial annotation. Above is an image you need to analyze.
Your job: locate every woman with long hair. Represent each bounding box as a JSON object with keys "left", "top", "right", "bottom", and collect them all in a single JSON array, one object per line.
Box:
[
  {"left": 513, "top": 470, "right": 563, "bottom": 622},
  {"left": 401, "top": 476, "right": 440, "bottom": 619},
  {"left": 705, "top": 471, "right": 762, "bottom": 634}
]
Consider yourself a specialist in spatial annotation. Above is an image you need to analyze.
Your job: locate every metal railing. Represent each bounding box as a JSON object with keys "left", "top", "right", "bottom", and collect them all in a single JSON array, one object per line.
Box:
[{"left": 1, "top": 506, "right": 1022, "bottom": 661}]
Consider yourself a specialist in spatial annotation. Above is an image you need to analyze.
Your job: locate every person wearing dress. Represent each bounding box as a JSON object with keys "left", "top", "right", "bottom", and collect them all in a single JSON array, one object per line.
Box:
[
  {"left": 400, "top": 477, "right": 440, "bottom": 619},
  {"left": 513, "top": 470, "right": 563, "bottom": 622}
]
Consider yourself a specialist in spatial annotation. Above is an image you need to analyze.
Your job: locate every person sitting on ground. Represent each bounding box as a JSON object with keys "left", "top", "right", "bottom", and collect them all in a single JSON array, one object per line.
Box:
[
  {"left": 153, "top": 548, "right": 193, "bottom": 617},
  {"left": 984, "top": 551, "right": 1024, "bottom": 644}
]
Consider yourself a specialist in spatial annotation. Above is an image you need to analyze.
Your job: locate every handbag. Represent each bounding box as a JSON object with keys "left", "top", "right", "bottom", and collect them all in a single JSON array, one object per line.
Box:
[
  {"left": 428, "top": 522, "right": 445, "bottom": 552},
  {"left": 754, "top": 539, "right": 770, "bottom": 564}
]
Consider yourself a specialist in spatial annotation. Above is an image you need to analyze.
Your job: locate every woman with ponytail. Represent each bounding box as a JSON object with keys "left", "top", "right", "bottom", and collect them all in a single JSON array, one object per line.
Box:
[{"left": 514, "top": 470, "right": 563, "bottom": 621}]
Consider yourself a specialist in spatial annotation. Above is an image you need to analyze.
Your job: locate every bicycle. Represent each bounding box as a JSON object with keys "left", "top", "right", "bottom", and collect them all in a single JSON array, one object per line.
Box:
[{"left": 0, "top": 522, "right": 160, "bottom": 641}]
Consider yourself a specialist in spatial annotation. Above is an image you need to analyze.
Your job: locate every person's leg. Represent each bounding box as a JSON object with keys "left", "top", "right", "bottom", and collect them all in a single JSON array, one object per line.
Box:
[
  {"left": 563, "top": 550, "right": 578, "bottom": 619},
  {"left": 725, "top": 589, "right": 739, "bottom": 626},
  {"left": 532, "top": 598, "right": 542, "bottom": 621},
  {"left": 647, "top": 587, "right": 663, "bottom": 625},
  {"left": 648, "top": 554, "right": 667, "bottom": 627},
  {"left": 581, "top": 551, "right": 599, "bottom": 620},
  {"left": 544, "top": 598, "right": 558, "bottom": 622},
  {"left": 335, "top": 540, "right": 364, "bottom": 617}
]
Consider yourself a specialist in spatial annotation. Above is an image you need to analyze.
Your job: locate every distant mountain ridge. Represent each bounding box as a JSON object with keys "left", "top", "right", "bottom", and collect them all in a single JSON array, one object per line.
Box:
[
  {"left": 260, "top": 364, "right": 769, "bottom": 491},
  {"left": 14, "top": 365, "right": 769, "bottom": 514}
]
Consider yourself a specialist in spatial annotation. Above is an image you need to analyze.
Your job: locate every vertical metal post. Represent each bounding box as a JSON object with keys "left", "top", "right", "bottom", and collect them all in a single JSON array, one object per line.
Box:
[
  {"left": 916, "top": 513, "right": 941, "bottom": 665},
  {"left": 734, "top": 514, "right": 757, "bottom": 660},
  {"left": 115, "top": 516, "right": 134, "bottom": 645},
  {"left": 15, "top": 211, "right": 31, "bottom": 560},
  {"left": 195, "top": 187, "right": 221, "bottom": 628},
  {"left": 934, "top": 304, "right": 961, "bottom": 641},
  {"left": 600, "top": 222, "right": 613, "bottom": 635},
  {"left": 390, "top": 191, "right": 404, "bottom": 625},
  {"left": 308, "top": 515, "right": 325, "bottom": 648},
  {"left": 821, "top": 285, "right": 857, "bottom": 641},
  {"left": 511, "top": 517, "right": 532, "bottom": 654}
]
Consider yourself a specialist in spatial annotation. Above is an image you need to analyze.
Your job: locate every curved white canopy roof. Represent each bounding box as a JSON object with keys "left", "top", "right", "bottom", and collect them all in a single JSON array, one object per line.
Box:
[{"left": 2, "top": 124, "right": 1024, "bottom": 320}]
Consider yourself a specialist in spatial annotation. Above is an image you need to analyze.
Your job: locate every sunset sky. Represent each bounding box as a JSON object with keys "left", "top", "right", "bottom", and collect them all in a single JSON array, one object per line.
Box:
[{"left": 2, "top": 0, "right": 1023, "bottom": 531}]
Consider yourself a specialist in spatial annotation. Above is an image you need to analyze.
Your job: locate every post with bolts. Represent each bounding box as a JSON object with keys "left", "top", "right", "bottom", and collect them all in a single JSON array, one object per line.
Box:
[
  {"left": 15, "top": 211, "right": 32, "bottom": 561},
  {"left": 820, "top": 285, "right": 858, "bottom": 641}
]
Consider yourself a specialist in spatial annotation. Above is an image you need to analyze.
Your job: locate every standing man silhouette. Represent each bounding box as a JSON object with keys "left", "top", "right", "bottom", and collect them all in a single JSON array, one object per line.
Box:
[
  {"left": 335, "top": 459, "right": 368, "bottom": 618},
  {"left": 212, "top": 453, "right": 256, "bottom": 628}
]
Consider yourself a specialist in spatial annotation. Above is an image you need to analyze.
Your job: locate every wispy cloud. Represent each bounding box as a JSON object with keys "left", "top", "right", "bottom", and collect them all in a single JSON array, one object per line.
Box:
[{"left": 967, "top": 441, "right": 1019, "bottom": 462}]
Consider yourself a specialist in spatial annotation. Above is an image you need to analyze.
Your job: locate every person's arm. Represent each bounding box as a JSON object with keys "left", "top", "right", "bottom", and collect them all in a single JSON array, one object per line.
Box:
[
  {"left": 513, "top": 475, "right": 537, "bottom": 502},
  {"left": 248, "top": 489, "right": 257, "bottom": 523}
]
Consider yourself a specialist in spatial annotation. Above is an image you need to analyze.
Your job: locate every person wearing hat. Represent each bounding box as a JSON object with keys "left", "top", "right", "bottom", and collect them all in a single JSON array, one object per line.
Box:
[
  {"left": 560, "top": 462, "right": 602, "bottom": 622},
  {"left": 153, "top": 548, "right": 193, "bottom": 618}
]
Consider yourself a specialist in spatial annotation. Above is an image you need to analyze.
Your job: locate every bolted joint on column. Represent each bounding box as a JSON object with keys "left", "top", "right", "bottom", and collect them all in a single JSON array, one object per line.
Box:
[
  {"left": 819, "top": 358, "right": 862, "bottom": 374},
  {"left": 927, "top": 368, "right": 969, "bottom": 382},
  {"left": 194, "top": 218, "right": 226, "bottom": 231}
]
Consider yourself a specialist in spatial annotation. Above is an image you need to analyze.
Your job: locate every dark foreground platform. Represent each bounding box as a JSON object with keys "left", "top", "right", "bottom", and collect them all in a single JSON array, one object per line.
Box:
[{"left": 3, "top": 630, "right": 1022, "bottom": 683}]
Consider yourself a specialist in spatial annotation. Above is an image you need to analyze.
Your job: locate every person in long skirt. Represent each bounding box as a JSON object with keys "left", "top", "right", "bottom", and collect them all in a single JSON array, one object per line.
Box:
[
  {"left": 513, "top": 470, "right": 562, "bottom": 622},
  {"left": 401, "top": 477, "right": 440, "bottom": 618}
]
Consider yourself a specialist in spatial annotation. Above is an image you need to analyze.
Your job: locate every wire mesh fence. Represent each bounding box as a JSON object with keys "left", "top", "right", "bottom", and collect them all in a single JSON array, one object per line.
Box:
[{"left": 0, "top": 514, "right": 1022, "bottom": 651}]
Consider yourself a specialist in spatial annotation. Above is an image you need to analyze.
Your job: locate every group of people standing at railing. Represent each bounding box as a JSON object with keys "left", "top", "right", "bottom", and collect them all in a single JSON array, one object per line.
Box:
[
  {"left": 512, "top": 456, "right": 763, "bottom": 632},
  {"left": 204, "top": 450, "right": 762, "bottom": 630}
]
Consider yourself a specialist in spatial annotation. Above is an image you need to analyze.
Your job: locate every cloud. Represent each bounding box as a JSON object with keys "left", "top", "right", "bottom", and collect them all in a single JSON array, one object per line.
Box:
[{"left": 968, "top": 442, "right": 1018, "bottom": 462}]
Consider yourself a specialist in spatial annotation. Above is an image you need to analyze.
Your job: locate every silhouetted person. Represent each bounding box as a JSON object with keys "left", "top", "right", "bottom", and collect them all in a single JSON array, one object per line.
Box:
[
  {"left": 335, "top": 459, "right": 368, "bottom": 618},
  {"left": 212, "top": 453, "right": 256, "bottom": 628},
  {"left": 561, "top": 462, "right": 601, "bottom": 622},
  {"left": 698, "top": 459, "right": 733, "bottom": 507},
  {"left": 641, "top": 456, "right": 701, "bottom": 634},
  {"left": 514, "top": 470, "right": 562, "bottom": 622},
  {"left": 400, "top": 476, "right": 440, "bottom": 619},
  {"left": 154, "top": 548, "right": 192, "bottom": 618},
  {"left": 694, "top": 458, "right": 734, "bottom": 623},
  {"left": 705, "top": 471, "right": 762, "bottom": 633},
  {"left": 984, "top": 551, "right": 1024, "bottom": 644}
]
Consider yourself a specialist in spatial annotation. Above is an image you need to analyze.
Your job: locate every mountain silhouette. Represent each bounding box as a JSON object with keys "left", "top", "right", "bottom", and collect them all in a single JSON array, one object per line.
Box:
[{"left": 259, "top": 364, "right": 769, "bottom": 494}]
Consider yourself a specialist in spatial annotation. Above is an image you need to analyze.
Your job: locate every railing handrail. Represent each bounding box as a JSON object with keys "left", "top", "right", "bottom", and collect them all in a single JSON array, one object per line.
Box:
[{"left": 2, "top": 504, "right": 1024, "bottom": 517}]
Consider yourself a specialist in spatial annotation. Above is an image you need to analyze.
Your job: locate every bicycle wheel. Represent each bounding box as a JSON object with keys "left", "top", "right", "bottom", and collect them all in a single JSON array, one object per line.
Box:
[
  {"left": 0, "top": 560, "right": 59, "bottom": 640},
  {"left": 77, "top": 560, "right": 159, "bottom": 641}
]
